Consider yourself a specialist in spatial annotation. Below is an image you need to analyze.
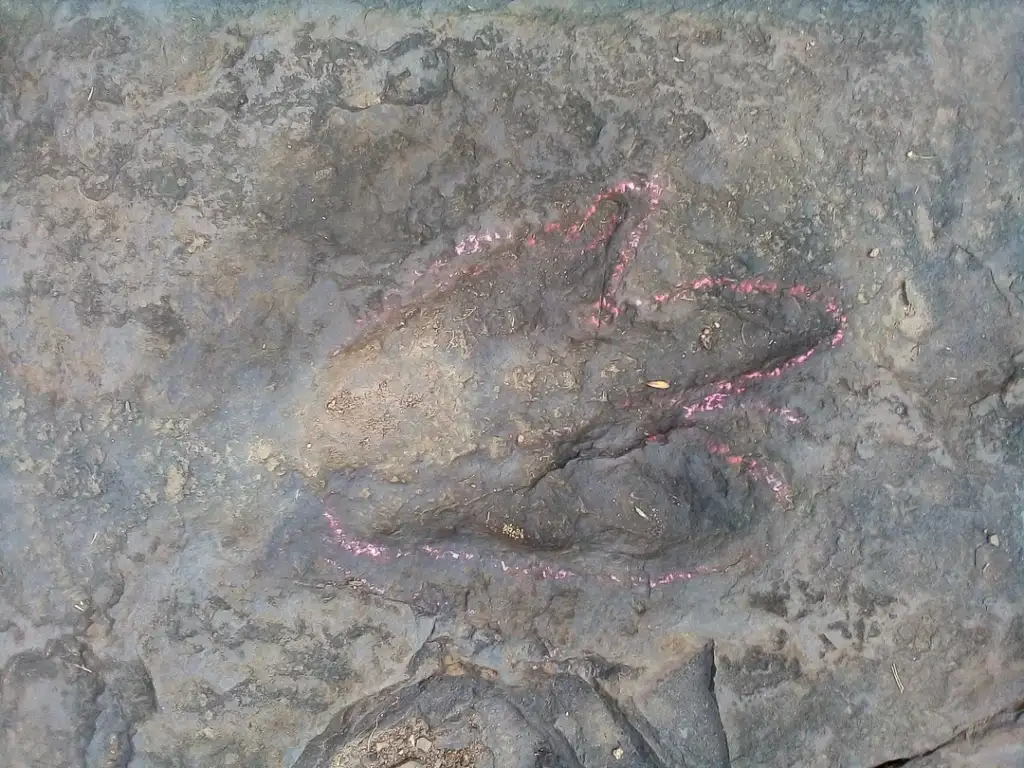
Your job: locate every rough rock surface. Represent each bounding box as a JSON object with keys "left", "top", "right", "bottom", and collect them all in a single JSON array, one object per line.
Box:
[{"left": 1, "top": 2, "right": 1022, "bottom": 767}]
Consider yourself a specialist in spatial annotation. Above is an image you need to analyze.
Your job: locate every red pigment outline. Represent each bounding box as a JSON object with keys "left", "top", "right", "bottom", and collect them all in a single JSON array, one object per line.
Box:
[{"left": 323, "top": 175, "right": 848, "bottom": 590}]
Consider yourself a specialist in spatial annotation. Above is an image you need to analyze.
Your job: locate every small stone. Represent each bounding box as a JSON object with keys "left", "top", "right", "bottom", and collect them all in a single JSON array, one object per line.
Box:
[
  {"left": 613, "top": 746, "right": 624, "bottom": 759},
  {"left": 415, "top": 737, "right": 433, "bottom": 751},
  {"left": 988, "top": 533, "right": 1000, "bottom": 547},
  {"left": 1002, "top": 374, "right": 1024, "bottom": 410},
  {"left": 164, "top": 462, "right": 189, "bottom": 503},
  {"left": 85, "top": 620, "right": 109, "bottom": 639}
]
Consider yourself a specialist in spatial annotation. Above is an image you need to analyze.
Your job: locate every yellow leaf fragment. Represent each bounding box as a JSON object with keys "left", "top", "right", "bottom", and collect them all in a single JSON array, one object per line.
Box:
[{"left": 646, "top": 380, "right": 670, "bottom": 389}]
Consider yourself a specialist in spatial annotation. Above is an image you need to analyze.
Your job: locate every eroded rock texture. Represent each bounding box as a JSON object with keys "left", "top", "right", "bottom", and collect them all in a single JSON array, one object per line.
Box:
[{"left": 1, "top": 2, "right": 1023, "bottom": 767}]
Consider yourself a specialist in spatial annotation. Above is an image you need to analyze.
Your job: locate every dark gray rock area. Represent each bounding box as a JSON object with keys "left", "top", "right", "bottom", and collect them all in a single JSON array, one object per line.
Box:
[{"left": 1, "top": 2, "right": 1022, "bottom": 766}]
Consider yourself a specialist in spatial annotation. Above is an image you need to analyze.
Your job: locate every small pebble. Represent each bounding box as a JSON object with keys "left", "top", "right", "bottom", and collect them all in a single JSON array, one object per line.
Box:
[
  {"left": 988, "top": 533, "right": 1000, "bottom": 547},
  {"left": 415, "top": 737, "right": 433, "bottom": 752},
  {"left": 613, "top": 746, "right": 624, "bottom": 759}
]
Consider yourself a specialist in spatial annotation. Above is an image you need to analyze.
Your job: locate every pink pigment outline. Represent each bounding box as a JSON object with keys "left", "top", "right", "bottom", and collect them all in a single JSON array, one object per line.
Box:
[
  {"left": 323, "top": 175, "right": 848, "bottom": 589},
  {"left": 322, "top": 507, "right": 730, "bottom": 591},
  {"left": 343, "top": 178, "right": 663, "bottom": 346}
]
